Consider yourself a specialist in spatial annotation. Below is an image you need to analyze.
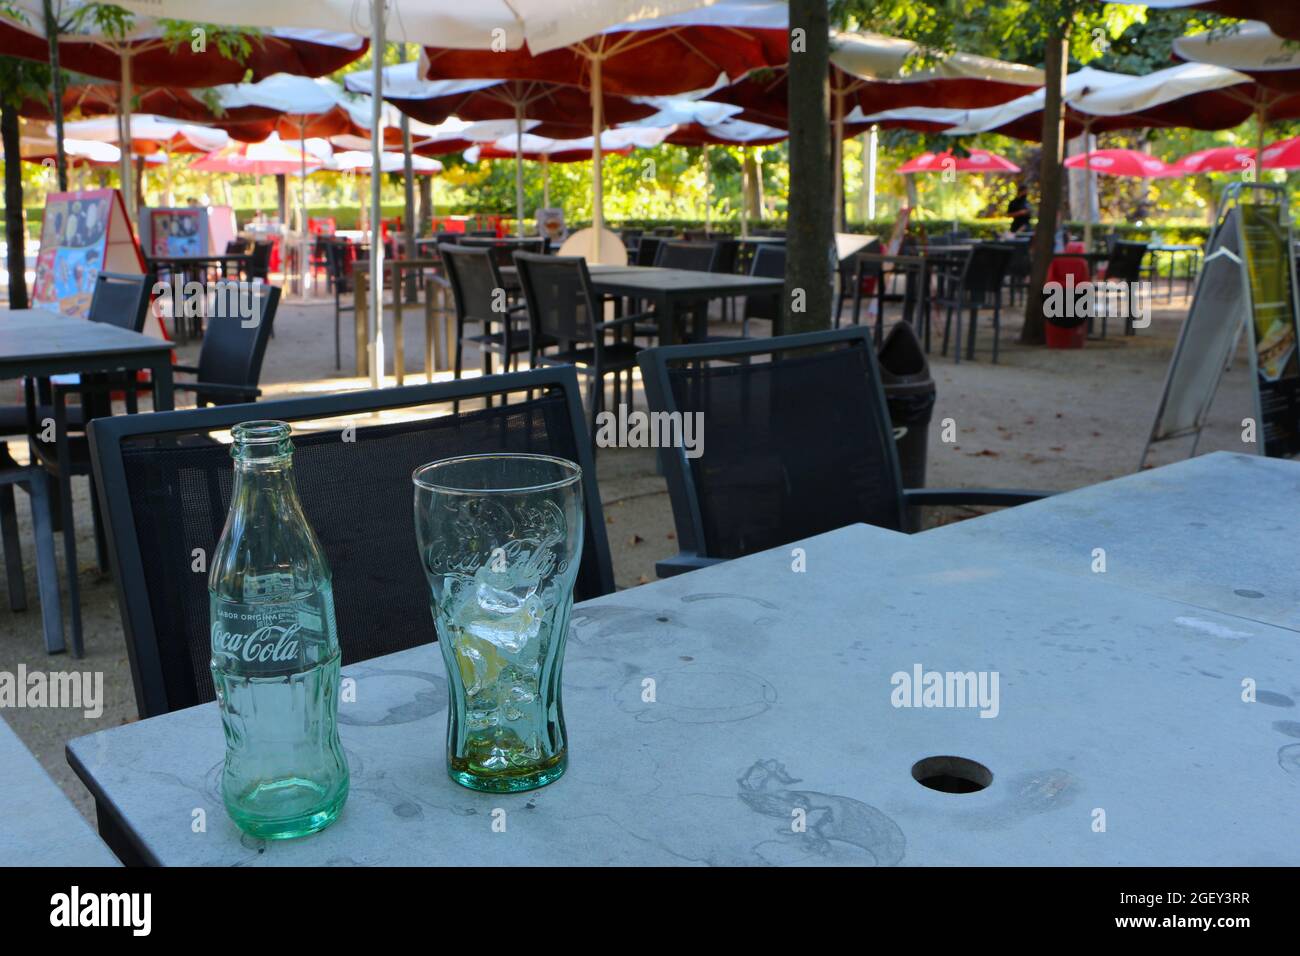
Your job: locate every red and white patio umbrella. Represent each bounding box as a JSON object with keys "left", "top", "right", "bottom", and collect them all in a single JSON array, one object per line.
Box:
[
  {"left": 1171, "top": 146, "right": 1258, "bottom": 175},
  {"left": 190, "top": 135, "right": 323, "bottom": 177},
  {"left": 418, "top": 0, "right": 789, "bottom": 252},
  {"left": 1064, "top": 149, "right": 1178, "bottom": 178},
  {"left": 326, "top": 151, "right": 442, "bottom": 175},
  {"left": 1260, "top": 135, "right": 1300, "bottom": 170},
  {"left": 897, "top": 149, "right": 1020, "bottom": 175},
  {"left": 1, "top": 0, "right": 366, "bottom": 221},
  {"left": 113, "top": 0, "right": 735, "bottom": 385},
  {"left": 1123, "top": 1, "right": 1300, "bottom": 43},
  {"left": 346, "top": 63, "right": 659, "bottom": 236}
]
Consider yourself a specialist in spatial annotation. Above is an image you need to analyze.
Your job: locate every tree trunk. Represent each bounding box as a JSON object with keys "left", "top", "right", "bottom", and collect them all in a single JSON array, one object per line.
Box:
[
  {"left": 42, "top": 0, "right": 67, "bottom": 192},
  {"left": 1021, "top": 24, "right": 1070, "bottom": 345},
  {"left": 276, "top": 174, "right": 288, "bottom": 224},
  {"left": 418, "top": 176, "right": 433, "bottom": 235},
  {"left": 783, "top": 0, "right": 833, "bottom": 334},
  {"left": 2, "top": 102, "right": 30, "bottom": 308}
]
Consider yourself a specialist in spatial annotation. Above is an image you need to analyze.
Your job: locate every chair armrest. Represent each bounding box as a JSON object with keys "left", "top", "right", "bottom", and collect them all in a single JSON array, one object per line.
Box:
[
  {"left": 174, "top": 381, "right": 261, "bottom": 401},
  {"left": 655, "top": 552, "right": 725, "bottom": 578},
  {"left": 172, "top": 364, "right": 200, "bottom": 374},
  {"left": 902, "top": 488, "right": 1054, "bottom": 508}
]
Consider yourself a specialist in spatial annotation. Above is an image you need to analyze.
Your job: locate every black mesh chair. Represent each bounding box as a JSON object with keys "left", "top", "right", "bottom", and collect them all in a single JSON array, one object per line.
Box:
[
  {"left": 742, "top": 244, "right": 786, "bottom": 336},
  {"left": 173, "top": 281, "right": 280, "bottom": 407},
  {"left": 513, "top": 251, "right": 652, "bottom": 452},
  {"left": 934, "top": 243, "right": 1015, "bottom": 363},
  {"left": 247, "top": 240, "right": 273, "bottom": 282},
  {"left": 87, "top": 366, "right": 615, "bottom": 720},
  {"left": 637, "top": 327, "right": 1050, "bottom": 577},
  {"left": 440, "top": 243, "right": 533, "bottom": 380},
  {"left": 655, "top": 241, "right": 717, "bottom": 272},
  {"left": 1101, "top": 240, "right": 1151, "bottom": 335},
  {"left": 635, "top": 236, "right": 664, "bottom": 267},
  {"left": 224, "top": 238, "right": 251, "bottom": 256}
]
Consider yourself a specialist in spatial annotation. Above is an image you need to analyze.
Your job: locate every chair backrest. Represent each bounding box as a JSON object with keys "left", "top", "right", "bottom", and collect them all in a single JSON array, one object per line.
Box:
[
  {"left": 308, "top": 216, "right": 336, "bottom": 236},
  {"left": 743, "top": 244, "right": 786, "bottom": 322},
  {"left": 88, "top": 271, "right": 153, "bottom": 332},
  {"left": 439, "top": 244, "right": 508, "bottom": 327},
  {"left": 88, "top": 366, "right": 615, "bottom": 718},
  {"left": 224, "top": 238, "right": 250, "bottom": 255},
  {"left": 638, "top": 327, "right": 906, "bottom": 562},
  {"left": 1106, "top": 240, "right": 1149, "bottom": 283},
  {"left": 710, "top": 238, "right": 739, "bottom": 275},
  {"left": 194, "top": 281, "right": 280, "bottom": 402},
  {"left": 656, "top": 241, "right": 717, "bottom": 272},
  {"left": 959, "top": 243, "right": 1015, "bottom": 297},
  {"left": 636, "top": 236, "right": 664, "bottom": 267},
  {"left": 513, "top": 252, "right": 599, "bottom": 345},
  {"left": 248, "top": 240, "right": 273, "bottom": 280}
]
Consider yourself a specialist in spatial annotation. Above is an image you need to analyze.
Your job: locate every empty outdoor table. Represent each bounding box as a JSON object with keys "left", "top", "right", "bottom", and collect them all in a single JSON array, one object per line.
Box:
[
  {"left": 0, "top": 719, "right": 118, "bottom": 866},
  {"left": 588, "top": 266, "right": 784, "bottom": 343},
  {"left": 919, "top": 451, "right": 1300, "bottom": 632},
  {"left": 67, "top": 520, "right": 1298, "bottom": 865}
]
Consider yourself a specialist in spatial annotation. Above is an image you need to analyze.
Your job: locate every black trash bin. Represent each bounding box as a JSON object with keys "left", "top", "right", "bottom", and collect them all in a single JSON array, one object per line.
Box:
[{"left": 876, "top": 321, "right": 936, "bottom": 491}]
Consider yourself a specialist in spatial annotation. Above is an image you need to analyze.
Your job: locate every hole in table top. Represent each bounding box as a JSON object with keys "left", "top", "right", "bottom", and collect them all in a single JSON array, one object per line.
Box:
[{"left": 911, "top": 755, "right": 993, "bottom": 794}]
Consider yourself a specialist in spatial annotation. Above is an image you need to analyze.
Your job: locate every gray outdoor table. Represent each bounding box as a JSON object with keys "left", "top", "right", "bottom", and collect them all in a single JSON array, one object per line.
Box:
[
  {"left": 920, "top": 451, "right": 1300, "bottom": 633},
  {"left": 0, "top": 308, "right": 175, "bottom": 654},
  {"left": 67, "top": 518, "right": 1299, "bottom": 866},
  {"left": 588, "top": 266, "right": 784, "bottom": 343},
  {"left": 0, "top": 719, "right": 118, "bottom": 866}
]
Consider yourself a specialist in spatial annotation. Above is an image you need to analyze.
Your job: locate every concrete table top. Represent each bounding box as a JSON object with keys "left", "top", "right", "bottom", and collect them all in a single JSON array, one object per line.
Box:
[
  {"left": 67, "top": 522, "right": 1300, "bottom": 866},
  {"left": 920, "top": 452, "right": 1300, "bottom": 632},
  {"left": 0, "top": 719, "right": 118, "bottom": 866}
]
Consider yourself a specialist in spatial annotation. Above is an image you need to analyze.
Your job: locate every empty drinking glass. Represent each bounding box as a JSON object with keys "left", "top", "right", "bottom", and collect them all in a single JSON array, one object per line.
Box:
[{"left": 413, "top": 454, "right": 584, "bottom": 793}]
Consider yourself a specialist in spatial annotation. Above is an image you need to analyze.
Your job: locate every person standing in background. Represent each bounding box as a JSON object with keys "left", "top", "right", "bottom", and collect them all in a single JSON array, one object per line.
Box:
[{"left": 1007, "top": 185, "right": 1033, "bottom": 234}]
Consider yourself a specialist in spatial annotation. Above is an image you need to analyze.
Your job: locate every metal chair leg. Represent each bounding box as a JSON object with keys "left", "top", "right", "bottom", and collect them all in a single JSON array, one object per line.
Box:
[
  {"left": 25, "top": 467, "right": 64, "bottom": 654},
  {"left": 0, "top": 483, "right": 26, "bottom": 612}
]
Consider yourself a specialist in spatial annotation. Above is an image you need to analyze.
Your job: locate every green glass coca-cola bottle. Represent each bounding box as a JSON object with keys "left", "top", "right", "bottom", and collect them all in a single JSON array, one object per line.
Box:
[{"left": 209, "top": 421, "right": 348, "bottom": 839}]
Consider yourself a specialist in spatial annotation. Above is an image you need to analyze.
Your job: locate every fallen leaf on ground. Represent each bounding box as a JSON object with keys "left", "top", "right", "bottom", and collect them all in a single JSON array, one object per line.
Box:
[{"left": 627, "top": 534, "right": 644, "bottom": 546}]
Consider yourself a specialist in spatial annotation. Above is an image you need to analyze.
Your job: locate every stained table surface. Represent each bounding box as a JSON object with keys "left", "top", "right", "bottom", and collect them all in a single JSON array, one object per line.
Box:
[
  {"left": 67, "top": 515, "right": 1300, "bottom": 866},
  {"left": 920, "top": 451, "right": 1300, "bottom": 632}
]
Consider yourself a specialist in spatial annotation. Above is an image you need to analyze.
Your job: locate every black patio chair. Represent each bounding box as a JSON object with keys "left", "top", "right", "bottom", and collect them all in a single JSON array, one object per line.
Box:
[
  {"left": 247, "top": 240, "right": 273, "bottom": 282},
  {"left": 87, "top": 366, "right": 615, "bottom": 722},
  {"left": 935, "top": 242, "right": 1015, "bottom": 363},
  {"left": 635, "top": 236, "right": 664, "bottom": 267},
  {"left": 637, "top": 327, "right": 1051, "bottom": 577},
  {"left": 225, "top": 238, "right": 251, "bottom": 256},
  {"left": 1101, "top": 240, "right": 1151, "bottom": 335},
  {"left": 440, "top": 243, "right": 533, "bottom": 380},
  {"left": 655, "top": 241, "right": 717, "bottom": 272},
  {"left": 172, "top": 281, "right": 280, "bottom": 407},
  {"left": 325, "top": 238, "right": 357, "bottom": 369},
  {"left": 513, "top": 251, "right": 653, "bottom": 453},
  {"left": 742, "top": 243, "right": 785, "bottom": 337}
]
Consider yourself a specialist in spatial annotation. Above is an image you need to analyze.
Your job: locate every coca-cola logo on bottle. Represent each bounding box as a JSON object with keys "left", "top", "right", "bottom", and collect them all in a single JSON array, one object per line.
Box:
[{"left": 213, "top": 621, "right": 303, "bottom": 663}]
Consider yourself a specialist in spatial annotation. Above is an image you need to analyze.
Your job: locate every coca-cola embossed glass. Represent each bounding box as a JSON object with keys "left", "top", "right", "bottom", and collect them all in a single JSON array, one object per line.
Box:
[{"left": 413, "top": 454, "right": 583, "bottom": 793}]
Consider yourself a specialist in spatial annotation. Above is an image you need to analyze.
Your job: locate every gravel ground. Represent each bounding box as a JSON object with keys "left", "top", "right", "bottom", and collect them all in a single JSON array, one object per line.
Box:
[{"left": 0, "top": 279, "right": 1255, "bottom": 822}]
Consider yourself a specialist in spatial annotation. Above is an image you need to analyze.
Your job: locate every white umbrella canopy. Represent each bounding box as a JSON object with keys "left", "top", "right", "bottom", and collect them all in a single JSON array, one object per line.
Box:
[
  {"left": 113, "top": 0, "right": 722, "bottom": 53},
  {"left": 470, "top": 126, "right": 675, "bottom": 160},
  {"left": 327, "top": 150, "right": 443, "bottom": 174},
  {"left": 114, "top": 0, "right": 725, "bottom": 385},
  {"left": 53, "top": 114, "right": 230, "bottom": 153},
  {"left": 624, "top": 97, "right": 743, "bottom": 127},
  {"left": 1173, "top": 20, "right": 1300, "bottom": 80}
]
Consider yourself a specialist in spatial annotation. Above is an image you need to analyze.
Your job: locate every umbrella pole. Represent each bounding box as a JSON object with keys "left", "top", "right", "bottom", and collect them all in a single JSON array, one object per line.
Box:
[
  {"left": 740, "top": 147, "right": 749, "bottom": 239},
  {"left": 299, "top": 117, "right": 309, "bottom": 299},
  {"left": 866, "top": 125, "right": 878, "bottom": 222},
  {"left": 590, "top": 55, "right": 604, "bottom": 261},
  {"left": 835, "top": 87, "right": 850, "bottom": 230},
  {"left": 515, "top": 102, "right": 525, "bottom": 237},
  {"left": 703, "top": 144, "right": 711, "bottom": 232},
  {"left": 118, "top": 50, "right": 135, "bottom": 224},
  {"left": 1084, "top": 121, "right": 1094, "bottom": 250},
  {"left": 369, "top": 0, "right": 385, "bottom": 388},
  {"left": 542, "top": 156, "right": 550, "bottom": 208}
]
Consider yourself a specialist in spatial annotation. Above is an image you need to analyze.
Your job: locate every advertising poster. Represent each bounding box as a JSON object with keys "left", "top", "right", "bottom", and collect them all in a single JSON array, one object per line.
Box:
[
  {"left": 32, "top": 189, "right": 145, "bottom": 320},
  {"left": 148, "top": 208, "right": 205, "bottom": 258},
  {"left": 1239, "top": 203, "right": 1300, "bottom": 457}
]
